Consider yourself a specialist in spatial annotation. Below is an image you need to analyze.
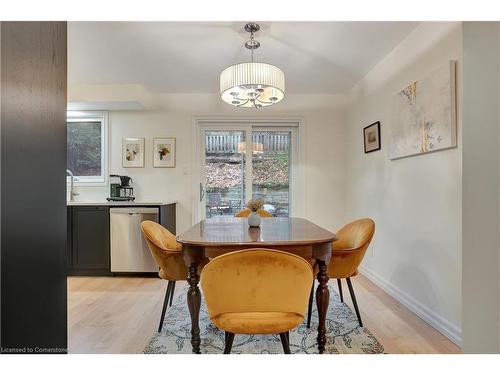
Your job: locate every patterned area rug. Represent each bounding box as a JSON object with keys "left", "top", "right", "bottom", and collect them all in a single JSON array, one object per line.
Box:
[{"left": 144, "top": 285, "right": 384, "bottom": 354}]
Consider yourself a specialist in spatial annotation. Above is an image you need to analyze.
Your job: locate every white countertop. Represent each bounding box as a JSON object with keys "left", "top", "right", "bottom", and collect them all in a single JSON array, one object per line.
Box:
[{"left": 67, "top": 200, "right": 177, "bottom": 206}]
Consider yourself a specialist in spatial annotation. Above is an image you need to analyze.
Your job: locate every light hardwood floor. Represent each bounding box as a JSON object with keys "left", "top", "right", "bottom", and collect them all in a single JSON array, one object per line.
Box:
[{"left": 67, "top": 274, "right": 461, "bottom": 354}]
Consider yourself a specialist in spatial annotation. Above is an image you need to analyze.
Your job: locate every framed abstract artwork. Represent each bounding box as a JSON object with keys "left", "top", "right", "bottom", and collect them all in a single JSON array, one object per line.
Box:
[
  {"left": 363, "top": 121, "right": 381, "bottom": 153},
  {"left": 122, "top": 137, "right": 145, "bottom": 168},
  {"left": 153, "top": 137, "right": 176, "bottom": 168},
  {"left": 389, "top": 60, "right": 457, "bottom": 160}
]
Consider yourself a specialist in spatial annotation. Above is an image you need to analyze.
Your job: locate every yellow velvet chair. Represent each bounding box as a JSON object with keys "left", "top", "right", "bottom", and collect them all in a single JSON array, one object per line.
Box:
[
  {"left": 141, "top": 220, "right": 188, "bottom": 333},
  {"left": 200, "top": 249, "right": 313, "bottom": 354},
  {"left": 235, "top": 208, "right": 273, "bottom": 218},
  {"left": 307, "top": 218, "right": 375, "bottom": 328}
]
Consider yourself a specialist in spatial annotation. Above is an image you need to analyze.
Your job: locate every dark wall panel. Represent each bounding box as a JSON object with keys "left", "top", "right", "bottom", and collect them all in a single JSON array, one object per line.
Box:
[{"left": 1, "top": 22, "right": 67, "bottom": 353}]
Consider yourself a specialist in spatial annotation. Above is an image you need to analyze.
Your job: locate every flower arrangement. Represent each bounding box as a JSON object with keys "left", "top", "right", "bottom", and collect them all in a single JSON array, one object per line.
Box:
[
  {"left": 158, "top": 146, "right": 170, "bottom": 160},
  {"left": 246, "top": 198, "right": 264, "bottom": 212}
]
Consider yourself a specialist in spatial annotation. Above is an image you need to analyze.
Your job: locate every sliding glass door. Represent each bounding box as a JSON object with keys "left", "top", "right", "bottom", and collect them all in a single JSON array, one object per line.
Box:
[
  {"left": 251, "top": 130, "right": 291, "bottom": 217},
  {"left": 199, "top": 124, "right": 295, "bottom": 219},
  {"left": 204, "top": 130, "right": 246, "bottom": 218}
]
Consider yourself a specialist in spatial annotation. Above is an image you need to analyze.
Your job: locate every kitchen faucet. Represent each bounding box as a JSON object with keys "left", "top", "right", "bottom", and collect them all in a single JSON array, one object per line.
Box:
[{"left": 66, "top": 169, "right": 80, "bottom": 201}]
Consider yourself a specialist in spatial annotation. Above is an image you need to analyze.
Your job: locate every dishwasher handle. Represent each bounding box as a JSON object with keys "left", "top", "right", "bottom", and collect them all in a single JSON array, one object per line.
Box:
[{"left": 110, "top": 207, "right": 159, "bottom": 215}]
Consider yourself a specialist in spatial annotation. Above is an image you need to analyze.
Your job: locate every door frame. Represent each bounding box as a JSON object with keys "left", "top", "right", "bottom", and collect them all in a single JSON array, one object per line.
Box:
[{"left": 191, "top": 117, "right": 306, "bottom": 224}]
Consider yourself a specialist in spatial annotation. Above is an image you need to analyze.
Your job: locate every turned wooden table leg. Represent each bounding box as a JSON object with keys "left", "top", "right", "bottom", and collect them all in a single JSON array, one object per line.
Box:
[
  {"left": 186, "top": 261, "right": 201, "bottom": 353},
  {"left": 315, "top": 258, "right": 330, "bottom": 354},
  {"left": 183, "top": 245, "right": 204, "bottom": 354}
]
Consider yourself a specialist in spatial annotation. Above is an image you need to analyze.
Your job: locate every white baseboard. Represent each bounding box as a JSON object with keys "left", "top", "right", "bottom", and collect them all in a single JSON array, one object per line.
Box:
[{"left": 359, "top": 265, "right": 462, "bottom": 347}]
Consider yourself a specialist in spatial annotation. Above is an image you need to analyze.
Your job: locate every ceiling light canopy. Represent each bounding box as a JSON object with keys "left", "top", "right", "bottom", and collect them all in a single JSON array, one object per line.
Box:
[{"left": 220, "top": 23, "right": 285, "bottom": 109}]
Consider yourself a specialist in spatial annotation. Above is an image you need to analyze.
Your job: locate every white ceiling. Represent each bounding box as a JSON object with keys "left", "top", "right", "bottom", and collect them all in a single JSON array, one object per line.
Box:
[{"left": 68, "top": 21, "right": 420, "bottom": 95}]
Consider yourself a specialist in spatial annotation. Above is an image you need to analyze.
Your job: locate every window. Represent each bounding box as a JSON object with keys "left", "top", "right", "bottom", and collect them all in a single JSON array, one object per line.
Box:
[
  {"left": 201, "top": 123, "right": 298, "bottom": 219},
  {"left": 67, "top": 112, "right": 107, "bottom": 184}
]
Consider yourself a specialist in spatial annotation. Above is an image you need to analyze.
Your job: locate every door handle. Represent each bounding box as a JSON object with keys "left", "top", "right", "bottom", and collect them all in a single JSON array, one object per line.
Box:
[{"left": 199, "top": 182, "right": 205, "bottom": 202}]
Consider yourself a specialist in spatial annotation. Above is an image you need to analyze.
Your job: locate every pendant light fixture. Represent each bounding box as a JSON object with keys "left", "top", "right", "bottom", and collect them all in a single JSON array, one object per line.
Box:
[{"left": 220, "top": 23, "right": 285, "bottom": 108}]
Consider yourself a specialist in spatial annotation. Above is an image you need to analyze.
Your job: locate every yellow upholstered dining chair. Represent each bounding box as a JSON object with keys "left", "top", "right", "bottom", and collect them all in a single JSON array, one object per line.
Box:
[
  {"left": 141, "top": 220, "right": 188, "bottom": 333},
  {"left": 307, "top": 218, "right": 375, "bottom": 328},
  {"left": 200, "top": 249, "right": 313, "bottom": 354},
  {"left": 234, "top": 208, "right": 273, "bottom": 217}
]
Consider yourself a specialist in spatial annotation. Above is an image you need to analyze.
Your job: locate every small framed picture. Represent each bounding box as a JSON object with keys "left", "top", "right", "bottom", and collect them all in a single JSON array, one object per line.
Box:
[
  {"left": 122, "top": 137, "right": 145, "bottom": 168},
  {"left": 153, "top": 137, "right": 176, "bottom": 168},
  {"left": 363, "top": 121, "right": 381, "bottom": 153}
]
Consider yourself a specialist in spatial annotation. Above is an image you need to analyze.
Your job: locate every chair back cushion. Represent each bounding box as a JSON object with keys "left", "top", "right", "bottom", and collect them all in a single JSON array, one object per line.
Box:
[
  {"left": 201, "top": 249, "right": 313, "bottom": 319},
  {"left": 141, "top": 220, "right": 180, "bottom": 251},
  {"left": 328, "top": 218, "right": 375, "bottom": 278},
  {"left": 335, "top": 218, "right": 375, "bottom": 249},
  {"left": 235, "top": 208, "right": 273, "bottom": 217},
  {"left": 140, "top": 220, "right": 186, "bottom": 280}
]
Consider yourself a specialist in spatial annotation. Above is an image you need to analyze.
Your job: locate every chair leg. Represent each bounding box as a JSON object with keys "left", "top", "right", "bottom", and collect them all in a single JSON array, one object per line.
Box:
[
  {"left": 306, "top": 280, "right": 314, "bottom": 328},
  {"left": 279, "top": 332, "right": 291, "bottom": 354},
  {"left": 337, "top": 279, "right": 344, "bottom": 303},
  {"left": 224, "top": 332, "right": 235, "bottom": 354},
  {"left": 169, "top": 281, "right": 176, "bottom": 307},
  {"left": 158, "top": 281, "right": 173, "bottom": 333},
  {"left": 346, "top": 277, "right": 363, "bottom": 327}
]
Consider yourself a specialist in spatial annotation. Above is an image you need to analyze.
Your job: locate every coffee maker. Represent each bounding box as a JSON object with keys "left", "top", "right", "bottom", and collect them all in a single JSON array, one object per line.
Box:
[{"left": 107, "top": 174, "right": 135, "bottom": 201}]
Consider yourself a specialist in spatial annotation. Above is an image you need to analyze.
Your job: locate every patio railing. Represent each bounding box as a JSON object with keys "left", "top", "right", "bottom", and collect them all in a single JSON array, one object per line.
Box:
[{"left": 205, "top": 132, "right": 289, "bottom": 153}]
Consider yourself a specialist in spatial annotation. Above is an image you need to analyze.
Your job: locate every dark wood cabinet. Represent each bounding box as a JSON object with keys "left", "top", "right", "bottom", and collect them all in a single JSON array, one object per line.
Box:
[
  {"left": 160, "top": 203, "right": 176, "bottom": 234},
  {"left": 67, "top": 203, "right": 176, "bottom": 276},
  {"left": 70, "top": 206, "right": 111, "bottom": 274}
]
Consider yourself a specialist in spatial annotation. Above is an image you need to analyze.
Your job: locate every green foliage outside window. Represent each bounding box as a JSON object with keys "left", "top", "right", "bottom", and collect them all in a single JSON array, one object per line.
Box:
[{"left": 67, "top": 121, "right": 102, "bottom": 177}]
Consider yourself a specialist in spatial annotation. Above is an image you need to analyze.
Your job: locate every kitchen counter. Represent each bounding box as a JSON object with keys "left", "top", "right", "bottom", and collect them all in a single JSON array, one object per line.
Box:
[{"left": 67, "top": 200, "right": 177, "bottom": 206}]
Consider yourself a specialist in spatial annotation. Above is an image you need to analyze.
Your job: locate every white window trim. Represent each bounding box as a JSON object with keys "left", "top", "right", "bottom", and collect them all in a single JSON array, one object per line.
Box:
[
  {"left": 67, "top": 111, "right": 109, "bottom": 186},
  {"left": 191, "top": 117, "right": 306, "bottom": 225}
]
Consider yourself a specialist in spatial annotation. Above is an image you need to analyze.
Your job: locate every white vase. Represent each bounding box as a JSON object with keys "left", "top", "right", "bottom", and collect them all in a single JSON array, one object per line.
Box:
[{"left": 248, "top": 211, "right": 261, "bottom": 227}]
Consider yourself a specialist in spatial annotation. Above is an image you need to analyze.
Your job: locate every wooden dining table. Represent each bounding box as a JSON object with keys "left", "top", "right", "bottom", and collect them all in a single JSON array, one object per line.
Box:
[{"left": 177, "top": 216, "right": 337, "bottom": 354}]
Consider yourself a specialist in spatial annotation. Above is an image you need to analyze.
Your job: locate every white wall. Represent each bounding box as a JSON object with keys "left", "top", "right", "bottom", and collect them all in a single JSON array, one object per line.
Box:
[
  {"left": 461, "top": 22, "right": 500, "bottom": 353},
  {"left": 345, "top": 22, "right": 463, "bottom": 345},
  {"left": 69, "top": 90, "right": 349, "bottom": 234}
]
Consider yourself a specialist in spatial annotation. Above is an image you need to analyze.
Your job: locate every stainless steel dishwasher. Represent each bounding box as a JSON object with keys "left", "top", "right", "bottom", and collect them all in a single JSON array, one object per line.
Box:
[{"left": 110, "top": 207, "right": 159, "bottom": 272}]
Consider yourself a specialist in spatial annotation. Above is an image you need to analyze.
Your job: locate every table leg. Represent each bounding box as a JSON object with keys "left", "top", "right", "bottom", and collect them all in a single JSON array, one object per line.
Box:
[
  {"left": 315, "top": 258, "right": 329, "bottom": 354},
  {"left": 186, "top": 260, "right": 201, "bottom": 353}
]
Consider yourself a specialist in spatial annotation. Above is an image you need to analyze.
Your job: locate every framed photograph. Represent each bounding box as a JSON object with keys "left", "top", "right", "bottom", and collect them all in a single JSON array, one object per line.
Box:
[
  {"left": 153, "top": 137, "right": 176, "bottom": 168},
  {"left": 363, "top": 121, "right": 381, "bottom": 153},
  {"left": 122, "top": 137, "right": 145, "bottom": 168}
]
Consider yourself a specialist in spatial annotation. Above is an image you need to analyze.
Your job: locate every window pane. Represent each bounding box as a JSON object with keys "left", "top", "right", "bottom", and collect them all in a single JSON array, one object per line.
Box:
[
  {"left": 67, "top": 121, "right": 102, "bottom": 177},
  {"left": 252, "top": 131, "right": 291, "bottom": 217},
  {"left": 205, "top": 130, "right": 246, "bottom": 218}
]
